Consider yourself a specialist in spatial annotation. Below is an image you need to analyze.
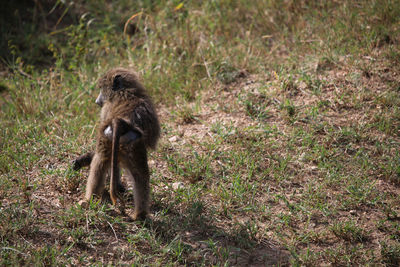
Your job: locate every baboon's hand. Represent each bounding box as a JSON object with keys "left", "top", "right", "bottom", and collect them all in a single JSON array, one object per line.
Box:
[
  {"left": 104, "top": 125, "right": 113, "bottom": 140},
  {"left": 121, "top": 130, "right": 141, "bottom": 143},
  {"left": 72, "top": 159, "right": 82, "bottom": 171}
]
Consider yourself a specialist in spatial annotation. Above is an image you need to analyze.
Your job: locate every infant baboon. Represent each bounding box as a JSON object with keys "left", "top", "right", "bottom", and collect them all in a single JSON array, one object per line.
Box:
[{"left": 73, "top": 68, "right": 160, "bottom": 220}]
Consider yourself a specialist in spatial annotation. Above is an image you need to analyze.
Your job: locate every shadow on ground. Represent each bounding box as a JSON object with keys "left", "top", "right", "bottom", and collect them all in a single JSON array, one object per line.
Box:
[{"left": 146, "top": 197, "right": 290, "bottom": 266}]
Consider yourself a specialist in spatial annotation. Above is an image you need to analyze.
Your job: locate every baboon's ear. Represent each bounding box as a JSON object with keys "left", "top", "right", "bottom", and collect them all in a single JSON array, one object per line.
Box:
[{"left": 112, "top": 75, "right": 124, "bottom": 91}]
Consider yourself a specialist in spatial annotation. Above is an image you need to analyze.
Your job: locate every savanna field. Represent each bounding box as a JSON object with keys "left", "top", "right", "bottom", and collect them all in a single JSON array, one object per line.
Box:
[{"left": 1, "top": 1, "right": 400, "bottom": 266}]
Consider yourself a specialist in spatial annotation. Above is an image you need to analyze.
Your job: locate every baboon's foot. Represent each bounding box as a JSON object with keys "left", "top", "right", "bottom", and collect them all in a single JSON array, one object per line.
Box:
[
  {"left": 78, "top": 199, "right": 89, "bottom": 209},
  {"left": 131, "top": 210, "right": 147, "bottom": 221}
]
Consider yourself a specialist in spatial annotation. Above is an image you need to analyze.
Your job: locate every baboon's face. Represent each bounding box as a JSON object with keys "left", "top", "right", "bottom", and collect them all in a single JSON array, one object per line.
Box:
[
  {"left": 96, "top": 74, "right": 123, "bottom": 107},
  {"left": 96, "top": 68, "right": 143, "bottom": 107},
  {"left": 95, "top": 92, "right": 105, "bottom": 107},
  {"left": 96, "top": 72, "right": 125, "bottom": 107}
]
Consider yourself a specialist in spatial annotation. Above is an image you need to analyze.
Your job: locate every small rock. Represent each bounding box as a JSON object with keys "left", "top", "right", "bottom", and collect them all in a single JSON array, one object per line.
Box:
[
  {"left": 169, "top": 136, "right": 180, "bottom": 142},
  {"left": 172, "top": 182, "right": 184, "bottom": 190}
]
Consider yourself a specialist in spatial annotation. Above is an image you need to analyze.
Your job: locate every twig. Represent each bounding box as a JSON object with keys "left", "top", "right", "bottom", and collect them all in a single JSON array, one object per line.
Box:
[
  {"left": 124, "top": 12, "right": 143, "bottom": 36},
  {"left": 201, "top": 54, "right": 212, "bottom": 80},
  {"left": 86, "top": 214, "right": 89, "bottom": 232},
  {"left": 107, "top": 221, "right": 118, "bottom": 242}
]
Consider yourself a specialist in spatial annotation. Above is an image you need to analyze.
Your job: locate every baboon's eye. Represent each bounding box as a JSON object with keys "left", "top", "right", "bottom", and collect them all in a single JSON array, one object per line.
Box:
[{"left": 112, "top": 75, "right": 124, "bottom": 91}]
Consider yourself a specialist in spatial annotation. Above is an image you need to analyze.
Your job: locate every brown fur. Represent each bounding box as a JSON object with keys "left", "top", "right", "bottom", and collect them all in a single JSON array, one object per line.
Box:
[{"left": 73, "top": 68, "right": 160, "bottom": 220}]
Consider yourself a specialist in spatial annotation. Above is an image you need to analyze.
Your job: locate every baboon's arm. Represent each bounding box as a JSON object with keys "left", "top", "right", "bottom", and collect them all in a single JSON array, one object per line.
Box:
[{"left": 72, "top": 152, "right": 94, "bottom": 171}]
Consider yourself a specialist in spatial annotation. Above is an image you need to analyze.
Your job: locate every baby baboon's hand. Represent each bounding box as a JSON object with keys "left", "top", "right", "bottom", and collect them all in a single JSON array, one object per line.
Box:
[
  {"left": 71, "top": 159, "right": 81, "bottom": 171},
  {"left": 71, "top": 152, "right": 94, "bottom": 171}
]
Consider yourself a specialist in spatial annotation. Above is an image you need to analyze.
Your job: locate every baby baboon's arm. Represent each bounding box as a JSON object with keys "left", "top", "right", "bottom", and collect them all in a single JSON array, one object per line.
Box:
[{"left": 72, "top": 152, "right": 94, "bottom": 171}]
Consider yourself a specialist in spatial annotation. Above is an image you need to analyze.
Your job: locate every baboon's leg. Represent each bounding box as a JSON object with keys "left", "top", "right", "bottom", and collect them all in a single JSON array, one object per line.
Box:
[
  {"left": 85, "top": 153, "right": 109, "bottom": 201},
  {"left": 132, "top": 166, "right": 150, "bottom": 220},
  {"left": 122, "top": 143, "right": 150, "bottom": 220}
]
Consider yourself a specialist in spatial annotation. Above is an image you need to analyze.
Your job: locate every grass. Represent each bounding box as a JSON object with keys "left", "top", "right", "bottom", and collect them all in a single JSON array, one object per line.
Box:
[{"left": 1, "top": 0, "right": 400, "bottom": 265}]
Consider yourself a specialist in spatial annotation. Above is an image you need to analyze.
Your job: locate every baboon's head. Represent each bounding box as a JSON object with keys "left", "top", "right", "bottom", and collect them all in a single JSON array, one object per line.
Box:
[{"left": 96, "top": 68, "right": 146, "bottom": 107}]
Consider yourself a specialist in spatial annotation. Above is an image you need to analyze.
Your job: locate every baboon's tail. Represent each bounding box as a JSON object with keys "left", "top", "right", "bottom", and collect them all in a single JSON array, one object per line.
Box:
[{"left": 110, "top": 119, "right": 121, "bottom": 206}]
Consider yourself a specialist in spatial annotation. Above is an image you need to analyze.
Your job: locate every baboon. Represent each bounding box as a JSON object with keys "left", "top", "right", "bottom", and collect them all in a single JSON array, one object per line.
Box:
[{"left": 73, "top": 68, "right": 160, "bottom": 220}]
